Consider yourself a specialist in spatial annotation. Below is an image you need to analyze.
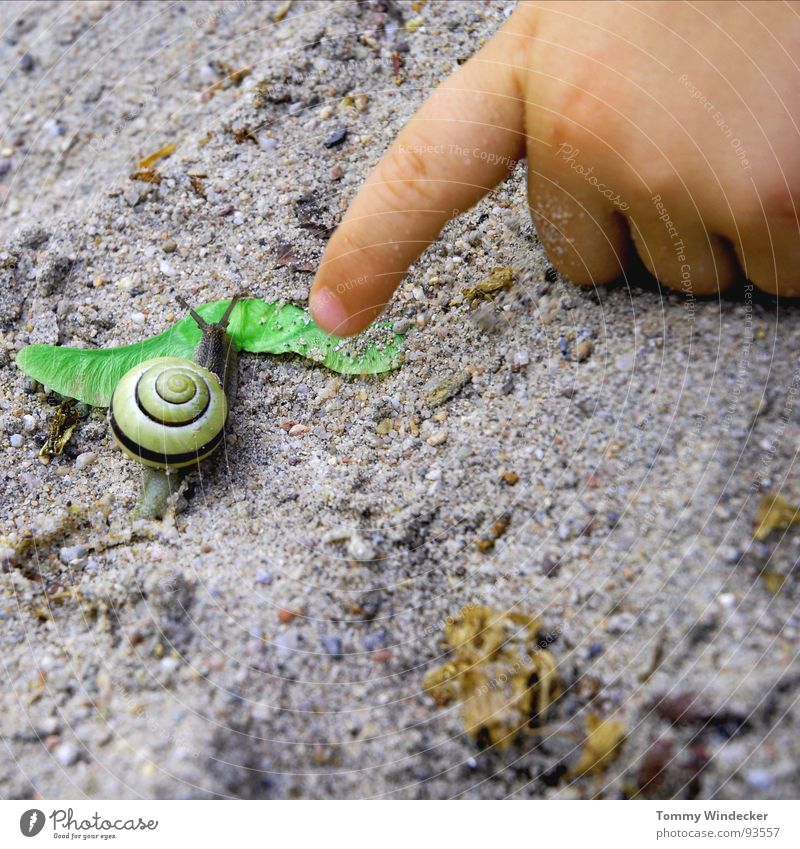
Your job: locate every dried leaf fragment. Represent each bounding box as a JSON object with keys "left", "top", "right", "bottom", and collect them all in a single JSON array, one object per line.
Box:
[
  {"left": 754, "top": 493, "right": 800, "bottom": 540},
  {"left": 209, "top": 61, "right": 252, "bottom": 92},
  {"left": 188, "top": 175, "right": 206, "bottom": 198},
  {"left": 462, "top": 267, "right": 514, "bottom": 302},
  {"left": 424, "top": 371, "right": 471, "bottom": 407},
  {"left": 570, "top": 714, "right": 627, "bottom": 777},
  {"left": 762, "top": 570, "right": 785, "bottom": 593},
  {"left": 136, "top": 142, "right": 176, "bottom": 171},
  {"left": 39, "top": 399, "right": 80, "bottom": 459},
  {"left": 423, "top": 604, "right": 560, "bottom": 750},
  {"left": 129, "top": 169, "right": 162, "bottom": 184},
  {"left": 231, "top": 126, "right": 258, "bottom": 145},
  {"left": 475, "top": 513, "right": 510, "bottom": 552},
  {"left": 271, "top": 0, "right": 293, "bottom": 22}
]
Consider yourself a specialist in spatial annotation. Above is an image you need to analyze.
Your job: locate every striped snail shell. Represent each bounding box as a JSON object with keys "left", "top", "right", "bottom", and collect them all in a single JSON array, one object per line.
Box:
[{"left": 108, "top": 356, "right": 228, "bottom": 470}]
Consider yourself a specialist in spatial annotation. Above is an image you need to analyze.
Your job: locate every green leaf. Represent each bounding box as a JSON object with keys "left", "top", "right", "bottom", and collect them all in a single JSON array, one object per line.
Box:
[{"left": 16, "top": 298, "right": 403, "bottom": 407}]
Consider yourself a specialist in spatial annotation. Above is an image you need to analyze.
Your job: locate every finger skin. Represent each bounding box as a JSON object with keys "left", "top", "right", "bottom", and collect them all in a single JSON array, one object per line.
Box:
[
  {"left": 527, "top": 165, "right": 631, "bottom": 285},
  {"left": 310, "top": 27, "right": 527, "bottom": 336}
]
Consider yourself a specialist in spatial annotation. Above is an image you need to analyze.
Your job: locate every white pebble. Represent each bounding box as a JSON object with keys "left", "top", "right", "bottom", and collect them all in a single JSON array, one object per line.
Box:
[
  {"left": 59, "top": 545, "right": 86, "bottom": 564},
  {"left": 347, "top": 535, "right": 375, "bottom": 562},
  {"left": 131, "top": 312, "right": 146, "bottom": 325},
  {"left": 75, "top": 452, "right": 96, "bottom": 471},
  {"left": 54, "top": 742, "right": 80, "bottom": 766},
  {"left": 22, "top": 415, "right": 37, "bottom": 433},
  {"left": 9, "top": 433, "right": 23, "bottom": 448},
  {"left": 511, "top": 349, "right": 530, "bottom": 368},
  {"left": 426, "top": 431, "right": 448, "bottom": 447}
]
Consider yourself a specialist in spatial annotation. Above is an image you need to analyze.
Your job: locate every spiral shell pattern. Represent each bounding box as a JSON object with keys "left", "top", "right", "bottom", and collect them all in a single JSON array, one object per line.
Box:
[{"left": 109, "top": 357, "right": 228, "bottom": 469}]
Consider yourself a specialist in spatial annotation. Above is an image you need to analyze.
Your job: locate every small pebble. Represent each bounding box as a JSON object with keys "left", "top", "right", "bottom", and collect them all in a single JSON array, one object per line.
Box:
[
  {"left": 19, "top": 53, "right": 34, "bottom": 73},
  {"left": 745, "top": 769, "right": 773, "bottom": 791},
  {"left": 288, "top": 423, "right": 309, "bottom": 437},
  {"left": 426, "top": 431, "right": 447, "bottom": 447},
  {"left": 510, "top": 349, "right": 530, "bottom": 370},
  {"left": 22, "top": 414, "right": 37, "bottom": 433},
  {"left": 9, "top": 433, "right": 23, "bottom": 448},
  {"left": 322, "top": 635, "right": 343, "bottom": 658},
  {"left": 363, "top": 631, "right": 386, "bottom": 651},
  {"left": 347, "top": 535, "right": 375, "bottom": 562},
  {"left": 59, "top": 545, "right": 86, "bottom": 564},
  {"left": 576, "top": 339, "right": 592, "bottom": 362},
  {"left": 162, "top": 239, "right": 177, "bottom": 253},
  {"left": 124, "top": 185, "right": 141, "bottom": 206},
  {"left": 83, "top": 81, "right": 104, "bottom": 103},
  {"left": 278, "top": 607, "right": 297, "bottom": 624},
  {"left": 131, "top": 312, "right": 146, "bottom": 325},
  {"left": 606, "top": 611, "right": 636, "bottom": 634},
  {"left": 324, "top": 126, "right": 348, "bottom": 148},
  {"left": 75, "top": 452, "right": 96, "bottom": 471},
  {"left": 615, "top": 352, "right": 634, "bottom": 371},
  {"left": 43, "top": 118, "right": 65, "bottom": 137},
  {"left": 329, "top": 163, "right": 343, "bottom": 180},
  {"left": 54, "top": 742, "right": 81, "bottom": 767}
]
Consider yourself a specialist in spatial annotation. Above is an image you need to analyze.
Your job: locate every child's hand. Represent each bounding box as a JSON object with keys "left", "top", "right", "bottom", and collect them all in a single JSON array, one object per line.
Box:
[{"left": 310, "top": 1, "right": 799, "bottom": 336}]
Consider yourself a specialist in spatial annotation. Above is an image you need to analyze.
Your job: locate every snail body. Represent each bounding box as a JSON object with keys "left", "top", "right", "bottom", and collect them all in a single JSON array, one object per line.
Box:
[{"left": 109, "top": 296, "right": 239, "bottom": 518}]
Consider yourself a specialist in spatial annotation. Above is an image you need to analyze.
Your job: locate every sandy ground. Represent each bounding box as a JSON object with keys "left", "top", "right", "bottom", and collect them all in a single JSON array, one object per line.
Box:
[{"left": 1, "top": 1, "right": 798, "bottom": 800}]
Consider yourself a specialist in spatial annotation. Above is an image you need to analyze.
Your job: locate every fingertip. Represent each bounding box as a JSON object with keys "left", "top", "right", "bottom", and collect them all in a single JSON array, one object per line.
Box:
[{"left": 309, "top": 285, "right": 352, "bottom": 336}]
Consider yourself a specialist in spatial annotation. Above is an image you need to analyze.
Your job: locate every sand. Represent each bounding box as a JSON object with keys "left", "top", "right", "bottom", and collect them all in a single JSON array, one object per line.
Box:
[{"left": 1, "top": 1, "right": 798, "bottom": 799}]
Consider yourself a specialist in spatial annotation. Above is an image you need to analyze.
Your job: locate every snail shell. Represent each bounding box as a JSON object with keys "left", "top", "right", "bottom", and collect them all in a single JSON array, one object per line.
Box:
[{"left": 108, "top": 356, "right": 228, "bottom": 469}]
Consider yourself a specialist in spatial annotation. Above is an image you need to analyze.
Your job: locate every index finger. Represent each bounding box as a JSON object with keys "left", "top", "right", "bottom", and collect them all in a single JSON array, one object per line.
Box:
[{"left": 309, "top": 26, "right": 527, "bottom": 336}]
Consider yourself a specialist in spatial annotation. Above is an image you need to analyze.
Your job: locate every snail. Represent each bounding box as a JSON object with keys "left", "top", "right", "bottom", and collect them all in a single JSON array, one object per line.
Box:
[
  {"left": 108, "top": 296, "right": 239, "bottom": 519},
  {"left": 17, "top": 295, "right": 404, "bottom": 519}
]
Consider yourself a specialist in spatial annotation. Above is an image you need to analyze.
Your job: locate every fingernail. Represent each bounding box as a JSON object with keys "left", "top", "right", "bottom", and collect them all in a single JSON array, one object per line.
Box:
[{"left": 310, "top": 287, "right": 350, "bottom": 335}]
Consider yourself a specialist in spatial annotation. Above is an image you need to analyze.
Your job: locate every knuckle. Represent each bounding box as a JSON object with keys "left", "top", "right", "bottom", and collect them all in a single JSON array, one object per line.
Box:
[{"left": 374, "top": 141, "right": 443, "bottom": 212}]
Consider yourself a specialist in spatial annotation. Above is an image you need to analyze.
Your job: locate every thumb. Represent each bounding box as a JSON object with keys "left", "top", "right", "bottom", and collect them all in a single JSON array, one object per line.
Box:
[{"left": 309, "top": 26, "right": 526, "bottom": 336}]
